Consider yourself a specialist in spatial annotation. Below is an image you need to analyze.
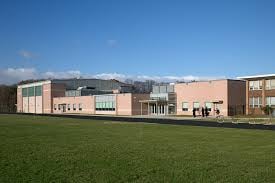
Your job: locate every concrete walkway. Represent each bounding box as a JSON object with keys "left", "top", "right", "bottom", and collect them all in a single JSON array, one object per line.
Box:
[{"left": 14, "top": 113, "right": 275, "bottom": 131}]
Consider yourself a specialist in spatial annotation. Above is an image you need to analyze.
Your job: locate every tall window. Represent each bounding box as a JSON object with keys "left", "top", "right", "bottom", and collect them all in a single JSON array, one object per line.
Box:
[
  {"left": 35, "top": 85, "right": 42, "bottom": 96},
  {"left": 249, "top": 80, "right": 262, "bottom": 90},
  {"left": 28, "top": 87, "right": 35, "bottom": 96},
  {"left": 22, "top": 88, "right": 28, "bottom": 97},
  {"left": 182, "top": 102, "right": 188, "bottom": 111},
  {"left": 67, "top": 104, "right": 70, "bottom": 111},
  {"left": 266, "top": 97, "right": 275, "bottom": 106},
  {"left": 249, "top": 97, "right": 262, "bottom": 108},
  {"left": 205, "top": 102, "right": 212, "bottom": 111},
  {"left": 95, "top": 95, "right": 116, "bottom": 111},
  {"left": 22, "top": 85, "right": 42, "bottom": 97},
  {"left": 193, "top": 102, "right": 200, "bottom": 111},
  {"left": 79, "top": 103, "right": 82, "bottom": 111},
  {"left": 54, "top": 104, "right": 57, "bottom": 110},
  {"left": 266, "top": 79, "right": 275, "bottom": 90},
  {"left": 73, "top": 104, "right": 76, "bottom": 111}
]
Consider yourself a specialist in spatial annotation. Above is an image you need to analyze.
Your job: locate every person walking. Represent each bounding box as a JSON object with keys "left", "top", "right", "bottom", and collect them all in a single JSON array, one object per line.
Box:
[
  {"left": 201, "top": 107, "right": 205, "bottom": 117},
  {"left": 216, "top": 108, "right": 220, "bottom": 118},
  {"left": 192, "top": 108, "right": 196, "bottom": 118},
  {"left": 205, "top": 107, "right": 209, "bottom": 117}
]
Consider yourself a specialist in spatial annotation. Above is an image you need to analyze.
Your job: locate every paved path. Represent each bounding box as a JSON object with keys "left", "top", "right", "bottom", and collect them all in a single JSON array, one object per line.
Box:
[{"left": 14, "top": 113, "right": 275, "bottom": 131}]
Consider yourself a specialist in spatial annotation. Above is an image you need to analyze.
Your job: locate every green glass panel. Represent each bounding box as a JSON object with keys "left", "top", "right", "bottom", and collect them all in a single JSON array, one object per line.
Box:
[
  {"left": 28, "top": 87, "right": 35, "bottom": 97},
  {"left": 22, "top": 88, "right": 28, "bottom": 97},
  {"left": 35, "top": 86, "right": 42, "bottom": 96},
  {"left": 106, "top": 102, "right": 110, "bottom": 108}
]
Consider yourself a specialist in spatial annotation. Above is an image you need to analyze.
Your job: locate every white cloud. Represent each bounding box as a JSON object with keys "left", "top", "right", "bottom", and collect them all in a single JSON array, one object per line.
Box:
[
  {"left": 0, "top": 68, "right": 37, "bottom": 85},
  {"left": 42, "top": 70, "right": 81, "bottom": 79},
  {"left": 0, "top": 67, "right": 225, "bottom": 85},
  {"left": 92, "top": 73, "right": 127, "bottom": 80},
  {"left": 18, "top": 50, "right": 36, "bottom": 59}
]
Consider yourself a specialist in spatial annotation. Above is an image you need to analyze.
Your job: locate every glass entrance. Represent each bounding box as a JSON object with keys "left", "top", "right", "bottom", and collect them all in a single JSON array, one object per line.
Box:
[{"left": 150, "top": 104, "right": 166, "bottom": 115}]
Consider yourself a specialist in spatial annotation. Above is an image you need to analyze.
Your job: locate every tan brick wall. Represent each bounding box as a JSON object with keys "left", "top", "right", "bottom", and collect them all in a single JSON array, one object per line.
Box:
[
  {"left": 36, "top": 96, "right": 43, "bottom": 113},
  {"left": 43, "top": 83, "right": 66, "bottom": 113},
  {"left": 53, "top": 96, "right": 94, "bottom": 114},
  {"left": 117, "top": 93, "right": 132, "bottom": 115},
  {"left": 42, "top": 84, "right": 52, "bottom": 113},
  {"left": 28, "top": 96, "right": 35, "bottom": 113},
  {"left": 17, "top": 88, "right": 23, "bottom": 112},
  {"left": 175, "top": 80, "right": 229, "bottom": 116},
  {"left": 23, "top": 97, "right": 28, "bottom": 113}
]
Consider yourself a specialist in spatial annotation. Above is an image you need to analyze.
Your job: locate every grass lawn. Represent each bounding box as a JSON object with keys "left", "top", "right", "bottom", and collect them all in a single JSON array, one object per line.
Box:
[{"left": 1, "top": 114, "right": 275, "bottom": 182}]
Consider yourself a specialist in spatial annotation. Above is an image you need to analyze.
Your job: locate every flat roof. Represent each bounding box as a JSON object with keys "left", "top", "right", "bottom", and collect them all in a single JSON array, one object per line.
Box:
[
  {"left": 17, "top": 78, "right": 130, "bottom": 87},
  {"left": 175, "top": 79, "right": 244, "bottom": 85},
  {"left": 237, "top": 74, "right": 275, "bottom": 80},
  {"left": 17, "top": 80, "right": 51, "bottom": 88}
]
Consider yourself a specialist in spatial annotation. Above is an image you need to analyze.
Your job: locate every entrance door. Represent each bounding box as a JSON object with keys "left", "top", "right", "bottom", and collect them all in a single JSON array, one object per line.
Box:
[
  {"left": 158, "top": 105, "right": 165, "bottom": 115},
  {"left": 62, "top": 105, "right": 66, "bottom": 113}
]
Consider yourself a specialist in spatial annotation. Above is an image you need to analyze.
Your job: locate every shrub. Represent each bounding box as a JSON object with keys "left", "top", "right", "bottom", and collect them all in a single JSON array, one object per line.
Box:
[{"left": 261, "top": 106, "right": 273, "bottom": 115}]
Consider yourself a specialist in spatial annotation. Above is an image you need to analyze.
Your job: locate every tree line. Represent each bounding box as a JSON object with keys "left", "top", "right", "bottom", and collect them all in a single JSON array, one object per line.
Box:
[{"left": 0, "top": 85, "right": 17, "bottom": 113}]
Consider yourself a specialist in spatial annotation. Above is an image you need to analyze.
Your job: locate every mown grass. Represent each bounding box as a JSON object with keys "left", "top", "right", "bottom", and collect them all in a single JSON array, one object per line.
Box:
[{"left": 0, "top": 114, "right": 275, "bottom": 182}]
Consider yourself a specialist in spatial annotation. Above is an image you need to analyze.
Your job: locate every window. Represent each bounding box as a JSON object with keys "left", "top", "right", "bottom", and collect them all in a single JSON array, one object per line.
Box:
[
  {"left": 249, "top": 80, "right": 263, "bottom": 90},
  {"left": 73, "top": 104, "right": 76, "bottom": 110},
  {"left": 35, "top": 85, "right": 42, "bottom": 96},
  {"left": 249, "top": 97, "right": 262, "bottom": 108},
  {"left": 67, "top": 104, "right": 70, "bottom": 111},
  {"left": 58, "top": 104, "right": 61, "bottom": 110},
  {"left": 22, "top": 88, "right": 28, "bottom": 97},
  {"left": 259, "top": 97, "right": 262, "bottom": 106},
  {"left": 266, "top": 97, "right": 275, "bottom": 106},
  {"left": 54, "top": 104, "right": 57, "bottom": 110},
  {"left": 205, "top": 102, "right": 212, "bottom": 111},
  {"left": 249, "top": 97, "right": 253, "bottom": 108},
  {"left": 28, "top": 87, "right": 35, "bottom": 96},
  {"left": 272, "top": 80, "right": 275, "bottom": 89},
  {"left": 266, "top": 79, "right": 275, "bottom": 90},
  {"left": 79, "top": 103, "right": 82, "bottom": 111},
  {"left": 95, "top": 95, "right": 116, "bottom": 111},
  {"left": 193, "top": 102, "right": 200, "bottom": 111},
  {"left": 182, "top": 102, "right": 188, "bottom": 111}
]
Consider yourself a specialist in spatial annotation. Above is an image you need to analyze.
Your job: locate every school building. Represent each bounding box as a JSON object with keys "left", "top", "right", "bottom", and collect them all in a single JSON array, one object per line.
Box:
[{"left": 17, "top": 78, "right": 247, "bottom": 117}]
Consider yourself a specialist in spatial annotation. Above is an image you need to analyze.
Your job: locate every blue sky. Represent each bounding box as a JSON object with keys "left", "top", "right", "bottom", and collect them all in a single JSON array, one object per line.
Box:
[{"left": 0, "top": 0, "right": 275, "bottom": 84}]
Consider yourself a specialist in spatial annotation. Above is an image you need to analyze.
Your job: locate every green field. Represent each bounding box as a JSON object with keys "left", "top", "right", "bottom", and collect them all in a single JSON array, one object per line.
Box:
[{"left": 1, "top": 114, "right": 275, "bottom": 182}]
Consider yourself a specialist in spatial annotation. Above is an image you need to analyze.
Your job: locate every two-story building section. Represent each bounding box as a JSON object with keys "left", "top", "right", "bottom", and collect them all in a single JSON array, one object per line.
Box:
[{"left": 238, "top": 74, "right": 275, "bottom": 115}]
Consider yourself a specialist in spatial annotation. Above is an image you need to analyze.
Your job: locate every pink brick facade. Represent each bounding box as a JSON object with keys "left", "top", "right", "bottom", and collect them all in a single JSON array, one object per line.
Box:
[
  {"left": 53, "top": 96, "right": 95, "bottom": 114},
  {"left": 17, "top": 81, "right": 66, "bottom": 114},
  {"left": 52, "top": 93, "right": 149, "bottom": 116},
  {"left": 175, "top": 80, "right": 246, "bottom": 116}
]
